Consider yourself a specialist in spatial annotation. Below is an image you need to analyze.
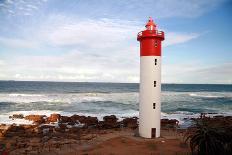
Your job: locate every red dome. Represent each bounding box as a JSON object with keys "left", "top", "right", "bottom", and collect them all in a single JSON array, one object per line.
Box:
[{"left": 145, "top": 17, "right": 156, "bottom": 29}]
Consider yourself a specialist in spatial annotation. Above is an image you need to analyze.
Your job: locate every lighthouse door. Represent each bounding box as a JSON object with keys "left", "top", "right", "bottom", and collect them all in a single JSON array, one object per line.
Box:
[{"left": 151, "top": 128, "right": 156, "bottom": 138}]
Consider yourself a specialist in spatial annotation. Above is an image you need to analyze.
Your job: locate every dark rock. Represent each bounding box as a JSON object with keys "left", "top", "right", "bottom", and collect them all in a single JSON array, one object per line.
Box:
[
  {"left": 122, "top": 117, "right": 138, "bottom": 129},
  {"left": 9, "top": 114, "right": 24, "bottom": 119},
  {"left": 98, "top": 115, "right": 120, "bottom": 129},
  {"left": 58, "top": 123, "right": 67, "bottom": 130},
  {"left": 103, "top": 115, "right": 117, "bottom": 122},
  {"left": 60, "top": 116, "right": 72, "bottom": 123},
  {"left": 70, "top": 115, "right": 98, "bottom": 127},
  {"left": 161, "top": 119, "right": 179, "bottom": 128}
]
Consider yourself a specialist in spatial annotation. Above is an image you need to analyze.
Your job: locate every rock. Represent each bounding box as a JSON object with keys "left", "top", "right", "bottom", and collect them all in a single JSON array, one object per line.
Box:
[
  {"left": 9, "top": 114, "right": 24, "bottom": 119},
  {"left": 70, "top": 115, "right": 83, "bottom": 123},
  {"left": 30, "top": 137, "right": 41, "bottom": 143},
  {"left": 4, "top": 125, "right": 25, "bottom": 137},
  {"left": 161, "top": 119, "right": 179, "bottom": 128},
  {"left": 58, "top": 123, "right": 67, "bottom": 130},
  {"left": 25, "top": 115, "right": 45, "bottom": 124},
  {"left": 21, "top": 124, "right": 35, "bottom": 130},
  {"left": 32, "top": 127, "right": 43, "bottom": 135},
  {"left": 85, "top": 116, "right": 98, "bottom": 126},
  {"left": 60, "top": 116, "right": 72, "bottom": 123},
  {"left": 0, "top": 124, "right": 11, "bottom": 131},
  {"left": 122, "top": 117, "right": 138, "bottom": 129},
  {"left": 47, "top": 113, "right": 61, "bottom": 123},
  {"left": 70, "top": 115, "right": 98, "bottom": 127},
  {"left": 103, "top": 115, "right": 117, "bottom": 122},
  {"left": 42, "top": 136, "right": 49, "bottom": 142},
  {"left": 99, "top": 115, "right": 119, "bottom": 129}
]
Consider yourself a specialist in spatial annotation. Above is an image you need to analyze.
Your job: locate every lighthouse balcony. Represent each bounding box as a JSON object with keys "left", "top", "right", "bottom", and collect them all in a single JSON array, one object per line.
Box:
[{"left": 137, "top": 30, "right": 164, "bottom": 40}]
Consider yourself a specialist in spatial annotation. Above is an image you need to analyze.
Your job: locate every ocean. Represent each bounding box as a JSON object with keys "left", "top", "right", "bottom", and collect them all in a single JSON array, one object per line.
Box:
[{"left": 0, "top": 81, "right": 231, "bottom": 126}]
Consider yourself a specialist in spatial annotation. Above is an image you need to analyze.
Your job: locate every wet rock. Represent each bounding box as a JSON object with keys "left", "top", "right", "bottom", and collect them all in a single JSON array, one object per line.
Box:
[
  {"left": 122, "top": 117, "right": 138, "bottom": 129},
  {"left": 47, "top": 113, "right": 61, "bottom": 123},
  {"left": 98, "top": 115, "right": 119, "bottom": 129},
  {"left": 70, "top": 115, "right": 83, "bottom": 123},
  {"left": 58, "top": 123, "right": 67, "bottom": 132},
  {"left": 25, "top": 115, "right": 45, "bottom": 124},
  {"left": 70, "top": 115, "right": 98, "bottom": 127},
  {"left": 9, "top": 114, "right": 24, "bottom": 119},
  {"left": 161, "top": 119, "right": 179, "bottom": 128},
  {"left": 103, "top": 115, "right": 117, "bottom": 122},
  {"left": 4, "top": 125, "right": 25, "bottom": 137},
  {"left": 60, "top": 116, "right": 72, "bottom": 123}
]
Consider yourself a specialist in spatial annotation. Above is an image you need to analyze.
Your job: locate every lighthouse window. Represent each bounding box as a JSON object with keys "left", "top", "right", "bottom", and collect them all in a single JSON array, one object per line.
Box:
[
  {"left": 153, "top": 103, "right": 156, "bottom": 109},
  {"left": 154, "top": 81, "right": 156, "bottom": 87},
  {"left": 155, "top": 41, "right": 158, "bottom": 47},
  {"left": 154, "top": 59, "right": 157, "bottom": 65}
]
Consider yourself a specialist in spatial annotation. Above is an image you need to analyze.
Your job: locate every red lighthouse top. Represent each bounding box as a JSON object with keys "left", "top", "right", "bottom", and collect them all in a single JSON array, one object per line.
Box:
[
  {"left": 145, "top": 17, "right": 157, "bottom": 30},
  {"left": 137, "top": 17, "right": 165, "bottom": 56}
]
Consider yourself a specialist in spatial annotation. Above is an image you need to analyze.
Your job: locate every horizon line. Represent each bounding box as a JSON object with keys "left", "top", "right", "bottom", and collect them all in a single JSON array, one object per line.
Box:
[{"left": 0, "top": 80, "right": 231, "bottom": 85}]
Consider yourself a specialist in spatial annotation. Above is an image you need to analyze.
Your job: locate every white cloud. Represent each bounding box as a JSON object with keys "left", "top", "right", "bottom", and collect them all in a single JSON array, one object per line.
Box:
[
  {"left": 162, "top": 62, "right": 232, "bottom": 84},
  {"left": 164, "top": 32, "right": 200, "bottom": 47},
  {"left": 41, "top": 18, "right": 140, "bottom": 48},
  {"left": 0, "top": 50, "right": 139, "bottom": 82},
  {"left": 0, "top": 37, "right": 39, "bottom": 49},
  {"left": 38, "top": 16, "right": 200, "bottom": 48},
  {"left": 0, "top": 14, "right": 202, "bottom": 82}
]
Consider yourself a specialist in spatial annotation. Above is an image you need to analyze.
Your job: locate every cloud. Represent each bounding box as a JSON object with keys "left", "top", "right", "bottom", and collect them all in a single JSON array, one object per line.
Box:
[
  {"left": 1, "top": 0, "right": 220, "bottom": 83},
  {"left": 38, "top": 16, "right": 199, "bottom": 48},
  {"left": 0, "top": 0, "right": 46, "bottom": 16},
  {"left": 0, "top": 14, "right": 202, "bottom": 82},
  {"left": 0, "top": 37, "right": 39, "bottom": 49},
  {"left": 45, "top": 19, "right": 139, "bottom": 48},
  {"left": 164, "top": 32, "right": 200, "bottom": 47},
  {"left": 2, "top": 53, "right": 231, "bottom": 84},
  {"left": 0, "top": 50, "right": 139, "bottom": 82},
  {"left": 162, "top": 62, "right": 232, "bottom": 84}
]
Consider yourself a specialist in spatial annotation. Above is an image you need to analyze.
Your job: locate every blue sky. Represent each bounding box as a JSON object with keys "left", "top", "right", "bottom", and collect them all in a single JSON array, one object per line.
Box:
[{"left": 0, "top": 0, "right": 231, "bottom": 84}]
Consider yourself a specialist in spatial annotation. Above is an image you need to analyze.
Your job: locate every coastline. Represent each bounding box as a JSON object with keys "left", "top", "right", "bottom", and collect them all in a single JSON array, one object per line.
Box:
[
  {"left": 0, "top": 113, "right": 183, "bottom": 154},
  {"left": 1, "top": 113, "right": 231, "bottom": 154}
]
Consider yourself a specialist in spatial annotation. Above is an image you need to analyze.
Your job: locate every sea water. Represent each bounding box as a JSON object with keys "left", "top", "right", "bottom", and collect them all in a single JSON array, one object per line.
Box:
[{"left": 0, "top": 81, "right": 231, "bottom": 126}]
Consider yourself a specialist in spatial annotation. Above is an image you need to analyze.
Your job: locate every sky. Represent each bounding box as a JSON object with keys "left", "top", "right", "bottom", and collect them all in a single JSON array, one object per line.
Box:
[{"left": 0, "top": 0, "right": 231, "bottom": 84}]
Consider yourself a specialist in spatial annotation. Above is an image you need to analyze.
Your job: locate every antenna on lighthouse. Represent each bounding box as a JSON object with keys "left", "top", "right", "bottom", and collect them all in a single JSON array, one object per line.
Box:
[{"left": 137, "top": 17, "right": 165, "bottom": 138}]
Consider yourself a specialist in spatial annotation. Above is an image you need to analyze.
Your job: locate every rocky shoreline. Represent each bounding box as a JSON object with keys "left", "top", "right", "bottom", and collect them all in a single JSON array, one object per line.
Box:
[
  {"left": 0, "top": 113, "right": 179, "bottom": 154},
  {"left": 1, "top": 113, "right": 231, "bottom": 154}
]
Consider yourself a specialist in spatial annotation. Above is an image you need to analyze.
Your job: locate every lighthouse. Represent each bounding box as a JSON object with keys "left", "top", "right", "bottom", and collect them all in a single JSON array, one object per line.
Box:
[{"left": 137, "top": 17, "right": 165, "bottom": 138}]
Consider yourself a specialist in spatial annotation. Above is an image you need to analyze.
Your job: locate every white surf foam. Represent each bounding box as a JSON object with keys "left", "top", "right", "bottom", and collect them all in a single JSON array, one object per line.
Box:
[
  {"left": 0, "top": 92, "right": 138, "bottom": 104},
  {"left": 188, "top": 92, "right": 232, "bottom": 98}
]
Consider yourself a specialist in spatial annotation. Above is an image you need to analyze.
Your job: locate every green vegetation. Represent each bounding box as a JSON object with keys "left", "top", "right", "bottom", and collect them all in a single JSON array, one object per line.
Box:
[{"left": 185, "top": 116, "right": 232, "bottom": 155}]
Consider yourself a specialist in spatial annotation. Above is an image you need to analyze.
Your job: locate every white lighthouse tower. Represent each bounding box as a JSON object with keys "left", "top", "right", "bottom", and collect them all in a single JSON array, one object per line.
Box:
[{"left": 137, "top": 17, "right": 165, "bottom": 138}]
